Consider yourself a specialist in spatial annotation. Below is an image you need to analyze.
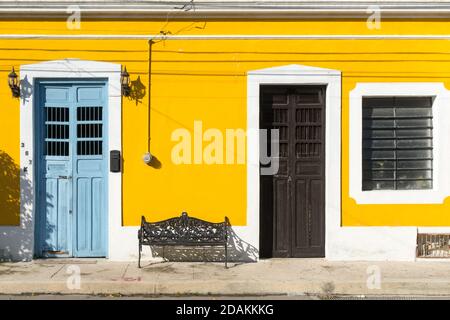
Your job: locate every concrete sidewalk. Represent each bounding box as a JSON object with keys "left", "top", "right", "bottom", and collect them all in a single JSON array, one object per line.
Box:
[{"left": 1, "top": 259, "right": 450, "bottom": 297}]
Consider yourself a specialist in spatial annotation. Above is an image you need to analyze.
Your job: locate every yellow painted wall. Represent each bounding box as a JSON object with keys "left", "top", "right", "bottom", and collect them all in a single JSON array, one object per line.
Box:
[{"left": 1, "top": 20, "right": 450, "bottom": 226}]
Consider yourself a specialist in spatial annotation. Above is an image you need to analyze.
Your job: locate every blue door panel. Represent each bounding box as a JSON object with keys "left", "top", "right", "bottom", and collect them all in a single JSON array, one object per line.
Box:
[
  {"left": 77, "top": 159, "right": 103, "bottom": 173},
  {"left": 91, "top": 178, "right": 104, "bottom": 252},
  {"left": 44, "top": 87, "right": 70, "bottom": 103},
  {"left": 57, "top": 180, "right": 69, "bottom": 252},
  {"left": 77, "top": 87, "right": 103, "bottom": 102},
  {"left": 44, "top": 178, "right": 58, "bottom": 251},
  {"left": 36, "top": 81, "right": 108, "bottom": 258},
  {"left": 46, "top": 161, "right": 69, "bottom": 174},
  {"left": 76, "top": 178, "right": 90, "bottom": 253}
]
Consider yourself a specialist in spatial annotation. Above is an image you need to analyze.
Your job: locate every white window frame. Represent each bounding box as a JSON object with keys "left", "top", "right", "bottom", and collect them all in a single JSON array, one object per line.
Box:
[{"left": 349, "top": 83, "right": 450, "bottom": 204}]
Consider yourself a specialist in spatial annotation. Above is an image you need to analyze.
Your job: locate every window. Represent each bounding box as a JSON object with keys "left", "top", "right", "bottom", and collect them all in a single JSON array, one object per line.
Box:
[
  {"left": 45, "top": 106, "right": 70, "bottom": 156},
  {"left": 77, "top": 106, "right": 103, "bottom": 156},
  {"left": 362, "top": 97, "right": 433, "bottom": 191}
]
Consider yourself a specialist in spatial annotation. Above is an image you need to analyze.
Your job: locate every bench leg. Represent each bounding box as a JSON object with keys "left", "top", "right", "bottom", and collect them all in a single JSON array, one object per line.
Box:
[{"left": 138, "top": 242, "right": 142, "bottom": 268}]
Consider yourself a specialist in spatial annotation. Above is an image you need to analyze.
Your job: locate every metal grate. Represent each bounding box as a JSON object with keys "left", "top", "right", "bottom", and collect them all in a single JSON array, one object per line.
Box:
[
  {"left": 76, "top": 106, "right": 103, "bottom": 156},
  {"left": 417, "top": 234, "right": 450, "bottom": 258},
  {"left": 271, "top": 106, "right": 289, "bottom": 158},
  {"left": 362, "top": 97, "right": 433, "bottom": 190},
  {"left": 295, "top": 107, "right": 322, "bottom": 158},
  {"left": 44, "top": 106, "right": 69, "bottom": 156}
]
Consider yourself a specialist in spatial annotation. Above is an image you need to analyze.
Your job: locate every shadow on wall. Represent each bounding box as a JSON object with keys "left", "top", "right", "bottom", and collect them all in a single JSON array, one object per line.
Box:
[
  {"left": 146, "top": 155, "right": 162, "bottom": 169},
  {"left": 0, "top": 150, "right": 33, "bottom": 261},
  {"left": 147, "top": 225, "right": 259, "bottom": 265},
  {"left": 127, "top": 76, "right": 146, "bottom": 106},
  {"left": 0, "top": 151, "right": 20, "bottom": 224}
]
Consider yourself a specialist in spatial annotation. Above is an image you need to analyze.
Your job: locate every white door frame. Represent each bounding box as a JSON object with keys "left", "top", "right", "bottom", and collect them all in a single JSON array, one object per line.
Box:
[
  {"left": 246, "top": 64, "right": 342, "bottom": 258},
  {"left": 16, "top": 59, "right": 122, "bottom": 260}
]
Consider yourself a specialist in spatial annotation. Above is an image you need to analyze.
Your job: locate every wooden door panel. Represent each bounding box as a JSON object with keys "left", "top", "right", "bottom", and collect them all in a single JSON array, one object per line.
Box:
[
  {"left": 260, "top": 85, "right": 325, "bottom": 258},
  {"left": 37, "top": 87, "right": 73, "bottom": 258},
  {"left": 273, "top": 179, "right": 290, "bottom": 257},
  {"left": 309, "top": 179, "right": 325, "bottom": 249},
  {"left": 73, "top": 90, "right": 107, "bottom": 257},
  {"left": 294, "top": 179, "right": 308, "bottom": 249}
]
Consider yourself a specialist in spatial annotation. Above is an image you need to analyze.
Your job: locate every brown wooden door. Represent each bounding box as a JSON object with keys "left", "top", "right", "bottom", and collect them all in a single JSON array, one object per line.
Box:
[{"left": 260, "top": 85, "right": 325, "bottom": 258}]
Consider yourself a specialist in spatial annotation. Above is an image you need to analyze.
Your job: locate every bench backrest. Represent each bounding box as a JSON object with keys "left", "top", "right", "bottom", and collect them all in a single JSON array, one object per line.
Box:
[{"left": 140, "top": 212, "right": 229, "bottom": 245}]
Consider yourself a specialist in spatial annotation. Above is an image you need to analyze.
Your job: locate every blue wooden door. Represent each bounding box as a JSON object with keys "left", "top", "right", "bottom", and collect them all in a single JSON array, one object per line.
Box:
[{"left": 36, "top": 81, "right": 108, "bottom": 258}]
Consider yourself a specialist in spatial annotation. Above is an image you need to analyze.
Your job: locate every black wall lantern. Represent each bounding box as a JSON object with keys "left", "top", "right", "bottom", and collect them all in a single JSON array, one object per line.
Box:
[
  {"left": 8, "top": 67, "right": 20, "bottom": 98},
  {"left": 121, "top": 66, "right": 131, "bottom": 97}
]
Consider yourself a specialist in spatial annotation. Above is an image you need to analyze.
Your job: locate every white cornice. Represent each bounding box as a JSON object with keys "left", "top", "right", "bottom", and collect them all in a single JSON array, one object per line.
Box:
[
  {"left": 2, "top": 34, "right": 450, "bottom": 40},
  {"left": 1, "top": 1, "right": 450, "bottom": 19}
]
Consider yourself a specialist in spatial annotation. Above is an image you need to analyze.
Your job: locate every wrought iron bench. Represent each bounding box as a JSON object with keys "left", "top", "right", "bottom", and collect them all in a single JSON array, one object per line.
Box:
[{"left": 138, "top": 212, "right": 230, "bottom": 268}]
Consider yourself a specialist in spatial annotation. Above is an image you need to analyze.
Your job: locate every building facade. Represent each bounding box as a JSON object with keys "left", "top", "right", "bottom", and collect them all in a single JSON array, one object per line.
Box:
[{"left": 1, "top": 0, "right": 450, "bottom": 261}]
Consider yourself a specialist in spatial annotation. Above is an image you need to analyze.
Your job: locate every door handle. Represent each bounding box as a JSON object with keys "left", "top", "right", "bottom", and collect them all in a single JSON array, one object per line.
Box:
[{"left": 58, "top": 175, "right": 72, "bottom": 180}]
